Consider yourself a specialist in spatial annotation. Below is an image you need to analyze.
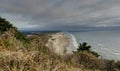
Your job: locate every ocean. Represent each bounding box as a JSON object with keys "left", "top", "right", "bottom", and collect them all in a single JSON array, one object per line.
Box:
[{"left": 69, "top": 31, "right": 120, "bottom": 61}]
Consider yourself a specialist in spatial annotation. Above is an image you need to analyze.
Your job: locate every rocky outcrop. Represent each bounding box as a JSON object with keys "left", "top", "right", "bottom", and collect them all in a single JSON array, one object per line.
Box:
[{"left": 46, "top": 32, "right": 70, "bottom": 55}]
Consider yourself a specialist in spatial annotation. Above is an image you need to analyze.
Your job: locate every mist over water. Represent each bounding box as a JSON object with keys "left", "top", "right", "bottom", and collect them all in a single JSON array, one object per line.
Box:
[{"left": 69, "top": 31, "right": 120, "bottom": 61}]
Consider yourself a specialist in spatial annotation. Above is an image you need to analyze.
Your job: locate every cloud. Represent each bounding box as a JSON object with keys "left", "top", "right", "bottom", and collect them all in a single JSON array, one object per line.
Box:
[{"left": 0, "top": 0, "right": 120, "bottom": 30}]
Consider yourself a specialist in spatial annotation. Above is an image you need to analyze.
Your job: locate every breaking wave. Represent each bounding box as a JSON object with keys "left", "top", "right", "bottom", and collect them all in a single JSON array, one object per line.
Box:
[{"left": 64, "top": 32, "right": 78, "bottom": 53}]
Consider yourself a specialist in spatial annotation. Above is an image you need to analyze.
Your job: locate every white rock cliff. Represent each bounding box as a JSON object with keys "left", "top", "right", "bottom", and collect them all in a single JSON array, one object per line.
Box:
[{"left": 46, "top": 32, "right": 70, "bottom": 55}]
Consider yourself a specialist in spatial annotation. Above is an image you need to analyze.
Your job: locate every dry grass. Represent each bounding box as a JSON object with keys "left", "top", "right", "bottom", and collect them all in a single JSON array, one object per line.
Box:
[
  {"left": 0, "top": 49, "right": 85, "bottom": 71},
  {"left": 0, "top": 32, "right": 81, "bottom": 71},
  {"left": 0, "top": 31, "right": 104, "bottom": 71},
  {"left": 67, "top": 51, "right": 101, "bottom": 70},
  {"left": 0, "top": 50, "right": 66, "bottom": 71}
]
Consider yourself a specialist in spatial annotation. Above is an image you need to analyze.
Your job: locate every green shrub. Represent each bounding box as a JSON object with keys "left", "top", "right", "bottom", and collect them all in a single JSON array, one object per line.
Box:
[
  {"left": 90, "top": 51, "right": 100, "bottom": 57},
  {"left": 0, "top": 17, "right": 29, "bottom": 46},
  {"left": 14, "top": 31, "right": 29, "bottom": 43},
  {"left": 77, "top": 42, "right": 91, "bottom": 51},
  {"left": 77, "top": 42, "right": 99, "bottom": 57},
  {"left": 0, "top": 17, "right": 13, "bottom": 33}
]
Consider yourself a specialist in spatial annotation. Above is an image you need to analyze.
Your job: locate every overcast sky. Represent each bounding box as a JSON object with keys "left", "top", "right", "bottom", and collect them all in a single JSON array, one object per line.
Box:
[{"left": 0, "top": 0, "right": 120, "bottom": 31}]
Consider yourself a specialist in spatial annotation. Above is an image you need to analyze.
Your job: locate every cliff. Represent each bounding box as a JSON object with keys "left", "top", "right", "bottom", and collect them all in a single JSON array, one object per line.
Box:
[{"left": 46, "top": 32, "right": 70, "bottom": 55}]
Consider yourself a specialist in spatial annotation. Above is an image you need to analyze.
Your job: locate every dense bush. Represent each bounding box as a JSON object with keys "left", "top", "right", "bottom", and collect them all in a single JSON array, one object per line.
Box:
[
  {"left": 77, "top": 42, "right": 99, "bottom": 57},
  {"left": 14, "top": 31, "right": 29, "bottom": 43},
  {"left": 0, "top": 17, "right": 13, "bottom": 33},
  {"left": 0, "top": 17, "right": 29, "bottom": 43}
]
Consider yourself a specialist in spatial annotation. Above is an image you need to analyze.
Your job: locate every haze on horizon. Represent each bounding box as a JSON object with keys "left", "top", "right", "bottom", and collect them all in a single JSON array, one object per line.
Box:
[{"left": 0, "top": 0, "right": 120, "bottom": 31}]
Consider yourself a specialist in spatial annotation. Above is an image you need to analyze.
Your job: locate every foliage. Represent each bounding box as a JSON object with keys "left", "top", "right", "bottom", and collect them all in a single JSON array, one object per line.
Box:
[
  {"left": 77, "top": 42, "right": 91, "bottom": 51},
  {"left": 90, "top": 51, "right": 100, "bottom": 57},
  {"left": 104, "top": 60, "right": 115, "bottom": 71},
  {"left": 0, "top": 17, "right": 14, "bottom": 33},
  {"left": 0, "top": 17, "right": 29, "bottom": 43},
  {"left": 77, "top": 42, "right": 99, "bottom": 57},
  {"left": 71, "top": 51, "right": 100, "bottom": 69},
  {"left": 14, "top": 31, "right": 29, "bottom": 43},
  {"left": 3, "top": 39, "right": 10, "bottom": 47},
  {"left": 115, "top": 61, "right": 120, "bottom": 70}
]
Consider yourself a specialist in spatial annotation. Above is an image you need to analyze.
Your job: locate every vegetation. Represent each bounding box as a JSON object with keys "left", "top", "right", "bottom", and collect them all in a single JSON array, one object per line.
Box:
[
  {"left": 14, "top": 31, "right": 29, "bottom": 43},
  {"left": 77, "top": 42, "right": 99, "bottom": 57},
  {"left": 3, "top": 39, "right": 10, "bottom": 47},
  {"left": 0, "top": 17, "right": 120, "bottom": 71},
  {"left": 0, "top": 17, "right": 13, "bottom": 33},
  {"left": 115, "top": 61, "right": 120, "bottom": 70},
  {"left": 0, "top": 17, "right": 29, "bottom": 43},
  {"left": 72, "top": 51, "right": 101, "bottom": 69}
]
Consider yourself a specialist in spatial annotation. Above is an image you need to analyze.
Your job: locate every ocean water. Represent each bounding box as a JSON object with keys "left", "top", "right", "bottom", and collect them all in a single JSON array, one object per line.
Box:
[{"left": 69, "top": 31, "right": 120, "bottom": 61}]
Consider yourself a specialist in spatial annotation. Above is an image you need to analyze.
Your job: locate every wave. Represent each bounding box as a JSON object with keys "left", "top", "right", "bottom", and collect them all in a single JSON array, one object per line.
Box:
[{"left": 64, "top": 32, "right": 78, "bottom": 53}]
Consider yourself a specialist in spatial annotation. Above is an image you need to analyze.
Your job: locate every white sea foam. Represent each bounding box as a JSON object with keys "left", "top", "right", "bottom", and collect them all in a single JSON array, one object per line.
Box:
[
  {"left": 64, "top": 32, "right": 78, "bottom": 53},
  {"left": 69, "top": 33, "right": 79, "bottom": 48}
]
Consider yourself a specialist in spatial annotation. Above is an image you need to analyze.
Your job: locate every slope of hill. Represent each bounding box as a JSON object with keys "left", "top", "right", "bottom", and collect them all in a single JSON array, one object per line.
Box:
[
  {"left": 0, "top": 17, "right": 85, "bottom": 71},
  {"left": 0, "top": 17, "right": 120, "bottom": 71}
]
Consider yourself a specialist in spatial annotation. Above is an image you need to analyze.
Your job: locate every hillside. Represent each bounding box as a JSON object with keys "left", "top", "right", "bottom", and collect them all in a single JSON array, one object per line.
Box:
[
  {"left": 0, "top": 17, "right": 120, "bottom": 71},
  {"left": 0, "top": 17, "right": 87, "bottom": 71}
]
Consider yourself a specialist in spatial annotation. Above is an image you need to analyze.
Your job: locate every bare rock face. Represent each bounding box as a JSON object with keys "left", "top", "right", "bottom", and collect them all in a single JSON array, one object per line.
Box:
[{"left": 46, "top": 32, "right": 70, "bottom": 56}]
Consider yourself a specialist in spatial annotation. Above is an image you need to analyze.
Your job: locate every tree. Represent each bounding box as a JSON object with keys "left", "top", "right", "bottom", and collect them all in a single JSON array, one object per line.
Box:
[
  {"left": 77, "top": 42, "right": 99, "bottom": 57},
  {"left": 0, "top": 17, "right": 13, "bottom": 33},
  {"left": 77, "top": 42, "right": 91, "bottom": 51}
]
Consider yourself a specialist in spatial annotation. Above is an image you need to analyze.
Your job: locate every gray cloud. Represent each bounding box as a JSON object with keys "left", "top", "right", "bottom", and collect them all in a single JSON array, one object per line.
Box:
[{"left": 0, "top": 0, "right": 120, "bottom": 30}]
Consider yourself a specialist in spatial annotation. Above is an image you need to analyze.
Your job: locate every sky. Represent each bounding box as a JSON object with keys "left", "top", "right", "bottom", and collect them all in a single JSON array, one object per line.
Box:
[{"left": 0, "top": 0, "right": 120, "bottom": 31}]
